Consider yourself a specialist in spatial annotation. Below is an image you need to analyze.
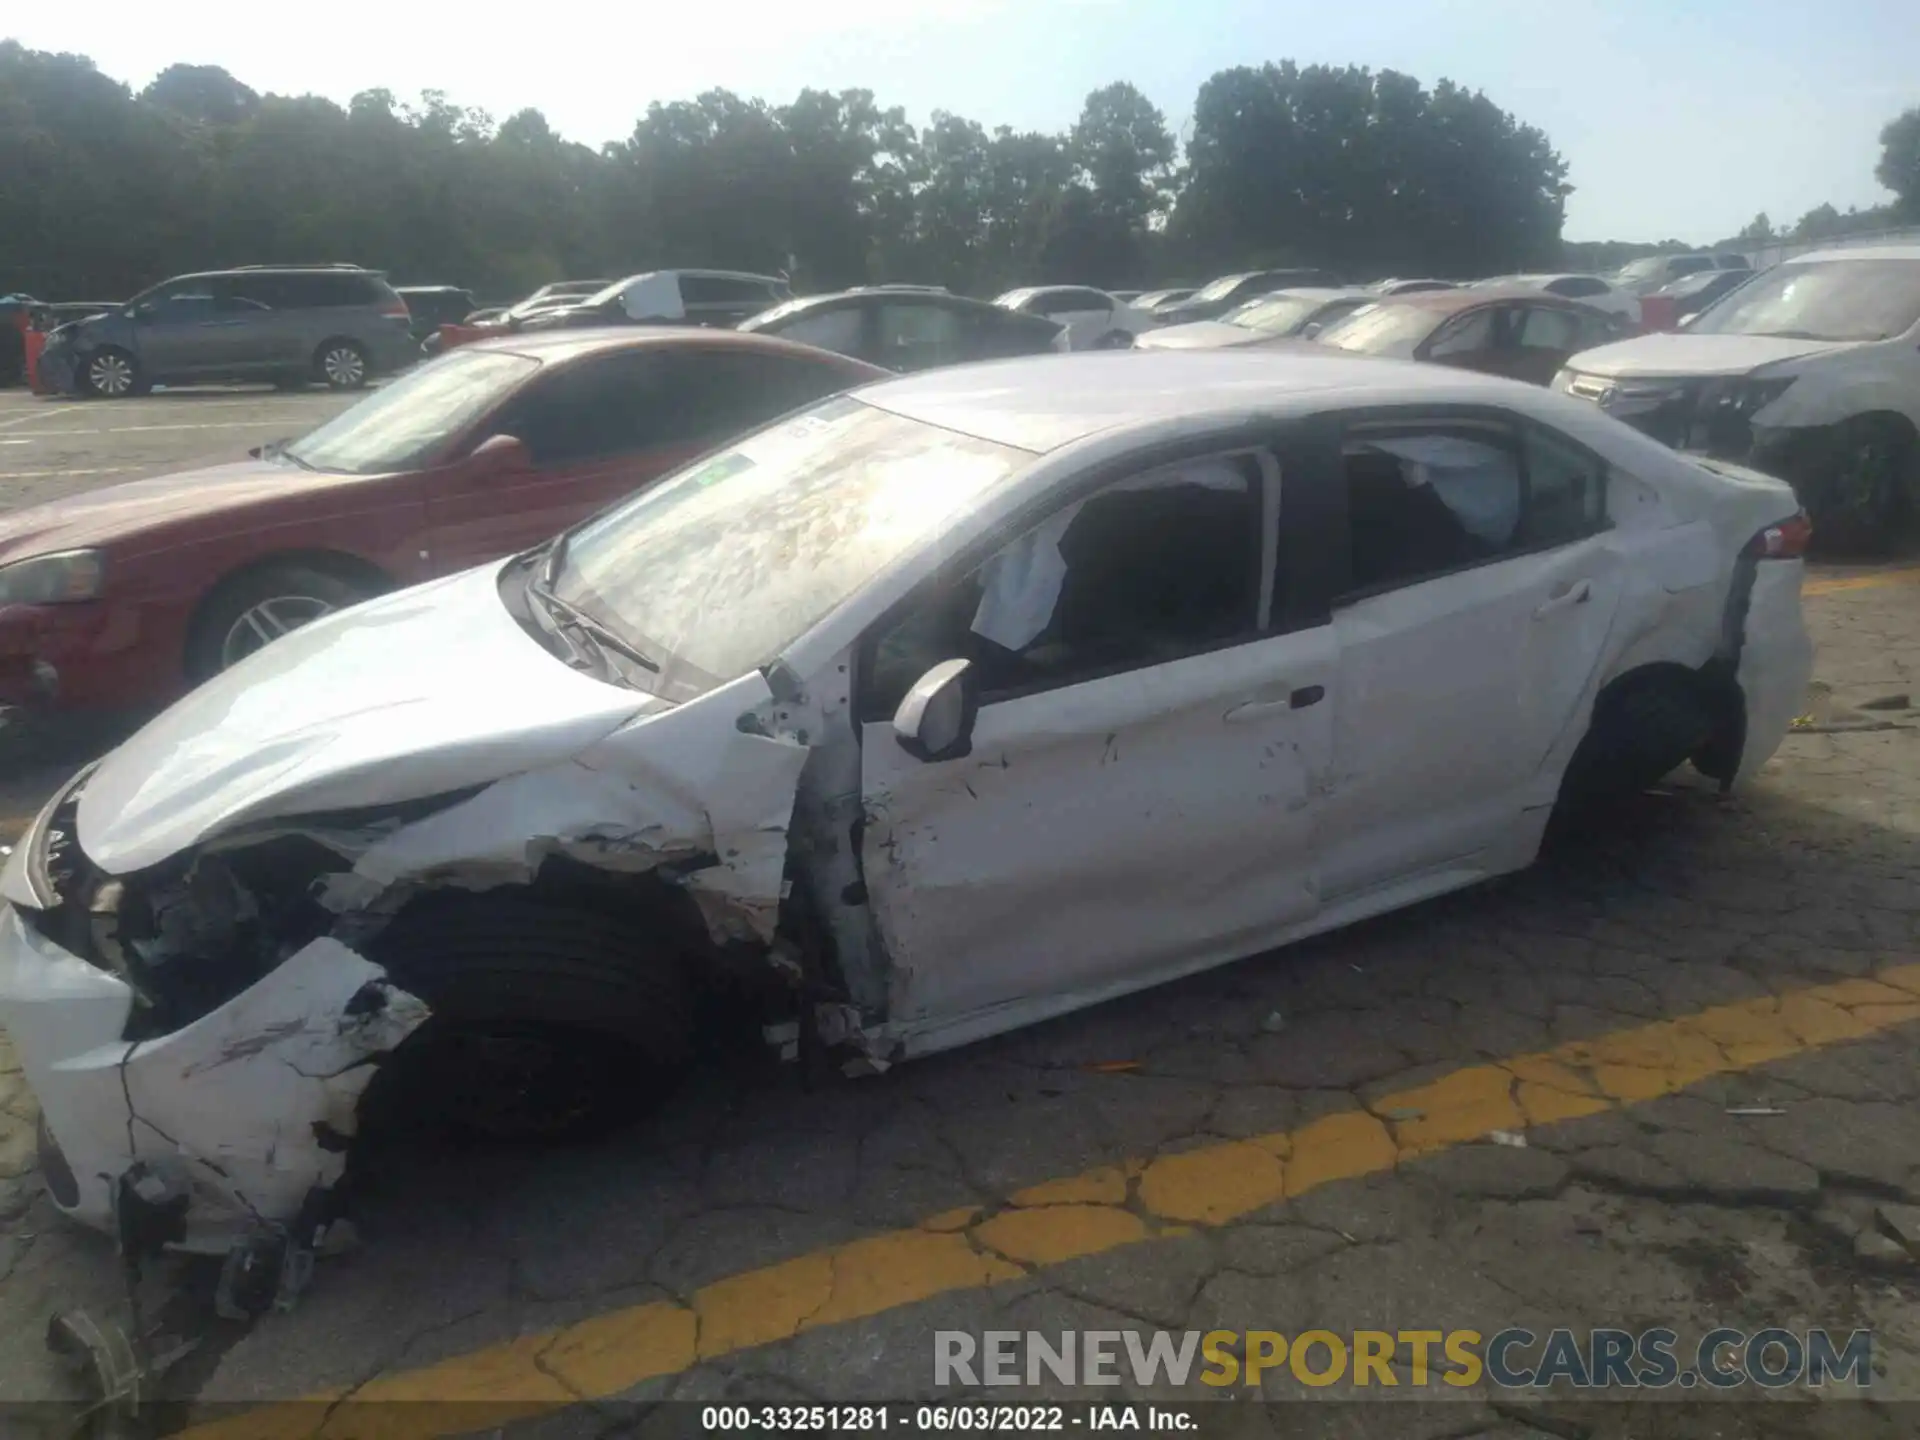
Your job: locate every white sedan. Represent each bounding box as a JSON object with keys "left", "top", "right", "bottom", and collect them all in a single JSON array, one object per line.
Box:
[
  {"left": 0, "top": 352, "right": 1812, "bottom": 1265},
  {"left": 994, "top": 286, "right": 1160, "bottom": 349}
]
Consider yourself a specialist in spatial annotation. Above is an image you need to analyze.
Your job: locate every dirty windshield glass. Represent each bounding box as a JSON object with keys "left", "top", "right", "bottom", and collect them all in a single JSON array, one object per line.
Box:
[
  {"left": 282, "top": 350, "right": 538, "bottom": 474},
  {"left": 1687, "top": 259, "right": 1920, "bottom": 342},
  {"left": 551, "top": 397, "right": 1028, "bottom": 693}
]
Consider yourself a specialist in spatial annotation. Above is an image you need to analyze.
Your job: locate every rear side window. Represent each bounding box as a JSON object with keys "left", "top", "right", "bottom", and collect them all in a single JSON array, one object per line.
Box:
[
  {"left": 1516, "top": 305, "right": 1585, "bottom": 352},
  {"left": 681, "top": 275, "right": 780, "bottom": 307},
  {"left": 263, "top": 271, "right": 390, "bottom": 308},
  {"left": 1340, "top": 418, "right": 1607, "bottom": 595},
  {"left": 1033, "top": 288, "right": 1110, "bottom": 315}
]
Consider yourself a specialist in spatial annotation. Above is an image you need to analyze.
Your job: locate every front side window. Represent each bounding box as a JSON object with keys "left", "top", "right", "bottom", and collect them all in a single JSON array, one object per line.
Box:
[
  {"left": 862, "top": 453, "right": 1265, "bottom": 718},
  {"left": 134, "top": 281, "right": 218, "bottom": 321},
  {"left": 876, "top": 303, "right": 967, "bottom": 368},
  {"left": 1688, "top": 259, "right": 1920, "bottom": 342},
  {"left": 282, "top": 349, "right": 539, "bottom": 474},
  {"left": 773, "top": 306, "right": 866, "bottom": 356},
  {"left": 550, "top": 398, "right": 1028, "bottom": 695},
  {"left": 1316, "top": 303, "right": 1443, "bottom": 358}
]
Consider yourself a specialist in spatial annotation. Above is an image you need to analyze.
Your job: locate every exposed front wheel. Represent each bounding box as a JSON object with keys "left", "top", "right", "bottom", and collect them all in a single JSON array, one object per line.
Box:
[
  {"left": 81, "top": 348, "right": 142, "bottom": 399},
  {"left": 1807, "top": 415, "right": 1917, "bottom": 554},
  {"left": 363, "top": 893, "right": 697, "bottom": 1142},
  {"left": 1551, "top": 670, "right": 1716, "bottom": 831}
]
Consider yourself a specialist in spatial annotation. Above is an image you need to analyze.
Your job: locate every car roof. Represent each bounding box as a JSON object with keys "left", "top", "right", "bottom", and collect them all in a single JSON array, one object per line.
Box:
[
  {"left": 1788, "top": 245, "right": 1920, "bottom": 265},
  {"left": 849, "top": 348, "right": 1541, "bottom": 453},
  {"left": 613, "top": 268, "right": 786, "bottom": 284},
  {"left": 749, "top": 289, "right": 1008, "bottom": 319},
  {"left": 1365, "top": 285, "right": 1594, "bottom": 313},
  {"left": 458, "top": 325, "right": 887, "bottom": 372},
  {"left": 1251, "top": 287, "right": 1374, "bottom": 303}
]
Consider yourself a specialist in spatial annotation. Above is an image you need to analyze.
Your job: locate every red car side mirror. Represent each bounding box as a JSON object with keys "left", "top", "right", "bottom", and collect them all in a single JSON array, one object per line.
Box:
[{"left": 466, "top": 433, "right": 531, "bottom": 477}]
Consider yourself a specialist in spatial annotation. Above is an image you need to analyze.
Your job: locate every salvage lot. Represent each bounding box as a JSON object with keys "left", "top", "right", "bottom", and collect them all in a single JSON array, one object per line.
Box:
[{"left": 1, "top": 385, "right": 1920, "bottom": 1434}]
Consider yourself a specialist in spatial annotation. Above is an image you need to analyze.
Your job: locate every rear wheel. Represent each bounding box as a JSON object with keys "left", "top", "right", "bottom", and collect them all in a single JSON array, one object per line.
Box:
[
  {"left": 1552, "top": 670, "right": 1715, "bottom": 829},
  {"left": 186, "top": 562, "right": 375, "bottom": 680},
  {"left": 314, "top": 339, "right": 369, "bottom": 390},
  {"left": 363, "top": 893, "right": 696, "bottom": 1142}
]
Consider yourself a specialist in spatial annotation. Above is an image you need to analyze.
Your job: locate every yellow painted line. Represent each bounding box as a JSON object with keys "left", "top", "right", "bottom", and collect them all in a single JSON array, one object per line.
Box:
[
  {"left": 1803, "top": 565, "right": 1920, "bottom": 597},
  {"left": 177, "top": 963, "right": 1920, "bottom": 1440}
]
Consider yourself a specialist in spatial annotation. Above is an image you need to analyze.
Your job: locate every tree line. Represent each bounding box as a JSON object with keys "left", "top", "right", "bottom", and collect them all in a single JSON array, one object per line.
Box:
[
  {"left": 1, "top": 43, "right": 1572, "bottom": 302},
  {"left": 2, "top": 41, "right": 1915, "bottom": 305}
]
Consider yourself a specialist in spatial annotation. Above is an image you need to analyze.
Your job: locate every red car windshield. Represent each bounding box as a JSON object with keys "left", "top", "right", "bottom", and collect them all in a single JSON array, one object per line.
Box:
[{"left": 282, "top": 350, "right": 539, "bottom": 475}]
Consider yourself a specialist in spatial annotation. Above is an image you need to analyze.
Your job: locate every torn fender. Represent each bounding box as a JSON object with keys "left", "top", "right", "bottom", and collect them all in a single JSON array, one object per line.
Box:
[
  {"left": 320, "top": 670, "right": 814, "bottom": 947},
  {"left": 116, "top": 939, "right": 429, "bottom": 1252}
]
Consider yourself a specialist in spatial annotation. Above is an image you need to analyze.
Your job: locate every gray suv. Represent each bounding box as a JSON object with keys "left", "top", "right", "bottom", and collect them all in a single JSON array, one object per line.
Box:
[{"left": 43, "top": 265, "right": 422, "bottom": 398}]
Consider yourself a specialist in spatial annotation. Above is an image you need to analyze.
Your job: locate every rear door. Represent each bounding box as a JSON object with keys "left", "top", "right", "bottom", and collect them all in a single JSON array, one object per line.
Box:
[{"left": 1306, "top": 408, "right": 1622, "bottom": 901}]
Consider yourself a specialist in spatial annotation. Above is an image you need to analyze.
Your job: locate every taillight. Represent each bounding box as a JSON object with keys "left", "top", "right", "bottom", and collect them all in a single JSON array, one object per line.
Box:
[
  {"left": 380, "top": 297, "right": 411, "bottom": 320},
  {"left": 1744, "top": 511, "right": 1812, "bottom": 559}
]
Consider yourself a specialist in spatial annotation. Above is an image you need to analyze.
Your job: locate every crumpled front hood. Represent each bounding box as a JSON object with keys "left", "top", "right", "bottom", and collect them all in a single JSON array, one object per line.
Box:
[
  {"left": 1564, "top": 332, "right": 1858, "bottom": 381},
  {"left": 79, "top": 561, "right": 663, "bottom": 874},
  {"left": 1135, "top": 320, "right": 1266, "bottom": 351}
]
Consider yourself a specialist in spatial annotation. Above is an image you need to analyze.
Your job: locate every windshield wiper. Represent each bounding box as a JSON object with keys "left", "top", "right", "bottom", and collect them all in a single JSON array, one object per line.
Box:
[{"left": 527, "top": 577, "right": 660, "bottom": 674}]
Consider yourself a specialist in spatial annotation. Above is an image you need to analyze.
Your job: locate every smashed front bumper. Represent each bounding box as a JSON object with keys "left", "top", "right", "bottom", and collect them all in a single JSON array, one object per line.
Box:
[{"left": 0, "top": 904, "right": 428, "bottom": 1254}]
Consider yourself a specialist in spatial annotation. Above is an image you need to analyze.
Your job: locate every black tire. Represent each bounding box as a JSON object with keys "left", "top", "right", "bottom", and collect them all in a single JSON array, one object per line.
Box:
[
  {"left": 1554, "top": 672, "right": 1714, "bottom": 821},
  {"left": 80, "top": 347, "right": 142, "bottom": 399},
  {"left": 363, "top": 892, "right": 696, "bottom": 1142},
  {"left": 1806, "top": 415, "right": 1917, "bottom": 554},
  {"left": 314, "top": 338, "right": 370, "bottom": 390},
  {"left": 185, "top": 562, "right": 374, "bottom": 680}
]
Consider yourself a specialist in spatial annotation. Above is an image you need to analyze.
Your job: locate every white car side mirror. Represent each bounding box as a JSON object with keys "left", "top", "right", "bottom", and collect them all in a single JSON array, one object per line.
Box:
[{"left": 892, "top": 658, "right": 977, "bottom": 762}]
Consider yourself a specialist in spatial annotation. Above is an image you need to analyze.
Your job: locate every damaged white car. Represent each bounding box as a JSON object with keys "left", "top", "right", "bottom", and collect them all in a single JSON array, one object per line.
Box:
[{"left": 0, "top": 350, "right": 1813, "bottom": 1281}]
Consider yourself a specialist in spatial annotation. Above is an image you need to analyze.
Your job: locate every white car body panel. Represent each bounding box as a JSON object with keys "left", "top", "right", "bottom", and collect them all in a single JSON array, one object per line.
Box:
[
  {"left": 0, "top": 350, "right": 1814, "bottom": 1250},
  {"left": 995, "top": 288, "right": 1155, "bottom": 350}
]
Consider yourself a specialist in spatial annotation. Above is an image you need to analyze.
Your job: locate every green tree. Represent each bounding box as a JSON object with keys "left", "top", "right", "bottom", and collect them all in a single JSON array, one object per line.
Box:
[{"left": 1876, "top": 105, "right": 1920, "bottom": 219}]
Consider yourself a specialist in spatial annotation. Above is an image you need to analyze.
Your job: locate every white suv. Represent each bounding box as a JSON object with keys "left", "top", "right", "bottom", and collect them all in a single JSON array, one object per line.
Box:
[{"left": 1553, "top": 246, "right": 1920, "bottom": 547}]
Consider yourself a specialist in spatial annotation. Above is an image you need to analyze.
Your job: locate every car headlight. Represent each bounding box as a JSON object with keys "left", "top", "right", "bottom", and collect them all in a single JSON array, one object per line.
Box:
[
  {"left": 0, "top": 550, "right": 106, "bottom": 606},
  {"left": 1727, "top": 377, "right": 1796, "bottom": 415}
]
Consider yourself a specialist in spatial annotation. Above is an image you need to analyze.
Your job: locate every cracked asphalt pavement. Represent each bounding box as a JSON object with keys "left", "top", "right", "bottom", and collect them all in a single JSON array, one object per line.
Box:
[{"left": 2, "top": 386, "right": 1919, "bottom": 1438}]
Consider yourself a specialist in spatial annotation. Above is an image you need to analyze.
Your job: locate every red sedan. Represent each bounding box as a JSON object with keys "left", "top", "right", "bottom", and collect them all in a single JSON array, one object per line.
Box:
[{"left": 0, "top": 329, "right": 885, "bottom": 718}]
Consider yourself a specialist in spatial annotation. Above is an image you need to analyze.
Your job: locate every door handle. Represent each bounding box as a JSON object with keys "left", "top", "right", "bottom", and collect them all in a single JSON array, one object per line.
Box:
[
  {"left": 1532, "top": 579, "right": 1593, "bottom": 620},
  {"left": 1224, "top": 685, "right": 1324, "bottom": 724}
]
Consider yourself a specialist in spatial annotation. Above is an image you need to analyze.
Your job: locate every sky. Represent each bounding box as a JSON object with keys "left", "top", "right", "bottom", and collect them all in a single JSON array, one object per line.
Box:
[{"left": 10, "top": 0, "right": 1919, "bottom": 243}]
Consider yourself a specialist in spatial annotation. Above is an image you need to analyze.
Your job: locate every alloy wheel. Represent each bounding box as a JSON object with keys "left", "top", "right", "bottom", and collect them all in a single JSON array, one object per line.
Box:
[
  {"left": 218, "top": 594, "right": 335, "bottom": 669},
  {"left": 87, "top": 353, "right": 133, "bottom": 398},
  {"left": 322, "top": 345, "right": 366, "bottom": 387}
]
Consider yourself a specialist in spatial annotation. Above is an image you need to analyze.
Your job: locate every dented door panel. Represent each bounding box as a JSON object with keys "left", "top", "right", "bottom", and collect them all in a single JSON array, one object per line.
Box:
[{"left": 861, "top": 626, "right": 1336, "bottom": 1050}]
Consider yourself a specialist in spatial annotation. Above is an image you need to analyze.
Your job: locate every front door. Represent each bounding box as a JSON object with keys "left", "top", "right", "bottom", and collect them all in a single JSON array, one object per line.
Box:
[
  {"left": 129, "top": 283, "right": 229, "bottom": 379},
  {"left": 1312, "top": 410, "right": 1624, "bottom": 901},
  {"left": 856, "top": 446, "right": 1336, "bottom": 1046}
]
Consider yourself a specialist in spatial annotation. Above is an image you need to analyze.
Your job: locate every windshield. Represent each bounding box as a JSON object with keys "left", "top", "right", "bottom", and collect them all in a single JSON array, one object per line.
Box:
[
  {"left": 1313, "top": 302, "right": 1438, "bottom": 357},
  {"left": 1191, "top": 275, "right": 1249, "bottom": 303},
  {"left": 1613, "top": 258, "right": 1669, "bottom": 284},
  {"left": 550, "top": 397, "right": 1028, "bottom": 695},
  {"left": 1224, "top": 293, "right": 1326, "bottom": 334},
  {"left": 283, "top": 350, "right": 538, "bottom": 474},
  {"left": 1688, "top": 259, "right": 1920, "bottom": 341}
]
